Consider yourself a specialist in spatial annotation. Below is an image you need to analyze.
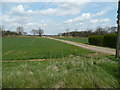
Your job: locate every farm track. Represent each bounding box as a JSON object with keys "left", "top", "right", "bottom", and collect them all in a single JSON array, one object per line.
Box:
[{"left": 47, "top": 37, "right": 116, "bottom": 55}]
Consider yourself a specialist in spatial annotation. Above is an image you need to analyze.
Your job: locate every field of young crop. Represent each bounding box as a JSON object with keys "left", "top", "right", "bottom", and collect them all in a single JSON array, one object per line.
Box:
[
  {"left": 2, "top": 37, "right": 91, "bottom": 60},
  {"left": 55, "top": 37, "right": 88, "bottom": 44}
]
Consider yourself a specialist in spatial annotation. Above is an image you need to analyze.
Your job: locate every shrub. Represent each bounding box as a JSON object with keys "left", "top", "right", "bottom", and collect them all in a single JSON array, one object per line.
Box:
[
  {"left": 88, "top": 33, "right": 117, "bottom": 48},
  {"left": 89, "top": 35, "right": 104, "bottom": 46},
  {"left": 103, "top": 33, "right": 117, "bottom": 48}
]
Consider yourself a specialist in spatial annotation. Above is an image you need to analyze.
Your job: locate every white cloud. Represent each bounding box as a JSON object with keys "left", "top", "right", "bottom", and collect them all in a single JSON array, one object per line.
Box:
[
  {"left": 2, "top": 5, "right": 33, "bottom": 26},
  {"left": 58, "top": 8, "right": 80, "bottom": 16},
  {"left": 35, "top": 7, "right": 71, "bottom": 16},
  {"left": 26, "top": 22, "right": 36, "bottom": 26},
  {"left": 33, "top": 2, "right": 90, "bottom": 16},
  {"left": 64, "top": 13, "right": 92, "bottom": 24},
  {"left": 64, "top": 19, "right": 74, "bottom": 23},
  {"left": 36, "top": 8, "right": 56, "bottom": 15},
  {"left": 92, "top": 11, "right": 106, "bottom": 17},
  {"left": 41, "top": 20, "right": 50, "bottom": 23},
  {"left": 26, "top": 10, "right": 34, "bottom": 15},
  {"left": 75, "top": 23, "right": 83, "bottom": 25},
  {"left": 2, "top": 15, "right": 13, "bottom": 22},
  {"left": 4, "top": 1, "right": 88, "bottom": 19},
  {"left": 75, "top": 13, "right": 91, "bottom": 20},
  {"left": 9, "top": 5, "right": 33, "bottom": 16},
  {"left": 10, "top": 5, "right": 25, "bottom": 15},
  {"left": 90, "top": 18, "right": 110, "bottom": 23},
  {"left": 6, "top": 3, "right": 83, "bottom": 18},
  {"left": 63, "top": 10, "right": 111, "bottom": 32},
  {"left": 64, "top": 10, "right": 107, "bottom": 24},
  {"left": 26, "top": 22, "right": 48, "bottom": 27}
]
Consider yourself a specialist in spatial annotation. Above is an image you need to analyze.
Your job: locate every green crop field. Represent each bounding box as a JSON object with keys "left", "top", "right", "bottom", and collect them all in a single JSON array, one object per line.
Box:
[
  {"left": 55, "top": 37, "right": 88, "bottom": 44},
  {"left": 2, "top": 37, "right": 91, "bottom": 60},
  {"left": 2, "top": 37, "right": 119, "bottom": 88}
]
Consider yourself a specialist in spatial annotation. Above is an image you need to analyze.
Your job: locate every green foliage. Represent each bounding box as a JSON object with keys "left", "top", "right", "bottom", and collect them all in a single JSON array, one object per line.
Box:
[
  {"left": 2, "top": 37, "right": 91, "bottom": 60},
  {"left": 88, "top": 33, "right": 117, "bottom": 48},
  {"left": 2, "top": 31, "right": 19, "bottom": 36},
  {"left": 3, "top": 54, "right": 118, "bottom": 88},
  {"left": 60, "top": 26, "right": 117, "bottom": 37},
  {"left": 61, "top": 31, "right": 93, "bottom": 37},
  {"left": 103, "top": 33, "right": 117, "bottom": 48},
  {"left": 88, "top": 35, "right": 104, "bottom": 46}
]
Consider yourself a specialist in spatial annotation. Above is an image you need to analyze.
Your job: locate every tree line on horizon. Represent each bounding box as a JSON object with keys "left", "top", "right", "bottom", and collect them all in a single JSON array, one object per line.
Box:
[
  {"left": 0, "top": 26, "right": 44, "bottom": 37},
  {"left": 59, "top": 26, "right": 117, "bottom": 37},
  {"left": 0, "top": 26, "right": 117, "bottom": 37}
]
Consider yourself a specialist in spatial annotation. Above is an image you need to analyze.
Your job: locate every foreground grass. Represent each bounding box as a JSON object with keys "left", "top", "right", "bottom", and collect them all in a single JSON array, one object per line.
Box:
[
  {"left": 55, "top": 37, "right": 88, "bottom": 44},
  {"left": 3, "top": 53, "right": 118, "bottom": 88},
  {"left": 2, "top": 37, "right": 91, "bottom": 60}
]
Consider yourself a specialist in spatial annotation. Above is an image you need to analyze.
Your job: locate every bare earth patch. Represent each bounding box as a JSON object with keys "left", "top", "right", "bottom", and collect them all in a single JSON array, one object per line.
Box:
[{"left": 2, "top": 59, "right": 49, "bottom": 62}]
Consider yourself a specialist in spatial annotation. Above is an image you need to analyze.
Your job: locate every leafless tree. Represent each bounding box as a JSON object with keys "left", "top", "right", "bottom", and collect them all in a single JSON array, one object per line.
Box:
[
  {"left": 37, "top": 28, "right": 44, "bottom": 37},
  {"left": 31, "top": 29, "right": 38, "bottom": 35},
  {"left": 16, "top": 26, "right": 24, "bottom": 35},
  {"left": 66, "top": 28, "right": 70, "bottom": 36}
]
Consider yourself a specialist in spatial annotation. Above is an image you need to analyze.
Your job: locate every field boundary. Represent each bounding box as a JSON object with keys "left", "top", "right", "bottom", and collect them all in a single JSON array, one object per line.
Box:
[
  {"left": 47, "top": 37, "right": 116, "bottom": 55},
  {"left": 2, "top": 59, "right": 49, "bottom": 62}
]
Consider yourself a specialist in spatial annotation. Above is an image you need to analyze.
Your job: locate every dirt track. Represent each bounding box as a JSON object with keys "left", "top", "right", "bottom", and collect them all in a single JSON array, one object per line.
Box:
[{"left": 47, "top": 37, "right": 116, "bottom": 55}]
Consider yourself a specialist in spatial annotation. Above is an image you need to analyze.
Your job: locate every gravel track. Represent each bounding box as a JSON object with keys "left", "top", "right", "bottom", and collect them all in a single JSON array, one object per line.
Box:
[{"left": 47, "top": 37, "right": 116, "bottom": 55}]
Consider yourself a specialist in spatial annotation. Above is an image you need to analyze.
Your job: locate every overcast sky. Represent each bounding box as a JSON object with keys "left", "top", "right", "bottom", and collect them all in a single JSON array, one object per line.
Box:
[{"left": 1, "top": 1, "right": 118, "bottom": 35}]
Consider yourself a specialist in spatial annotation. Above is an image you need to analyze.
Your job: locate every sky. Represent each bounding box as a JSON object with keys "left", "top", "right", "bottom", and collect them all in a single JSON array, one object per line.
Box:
[{"left": 1, "top": 1, "right": 118, "bottom": 35}]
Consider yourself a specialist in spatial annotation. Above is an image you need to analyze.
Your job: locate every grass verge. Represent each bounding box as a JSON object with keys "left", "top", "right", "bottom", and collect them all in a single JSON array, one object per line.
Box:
[{"left": 2, "top": 53, "right": 118, "bottom": 88}]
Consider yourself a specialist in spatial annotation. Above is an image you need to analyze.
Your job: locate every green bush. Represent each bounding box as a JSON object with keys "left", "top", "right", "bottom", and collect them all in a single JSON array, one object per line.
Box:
[
  {"left": 103, "top": 33, "right": 117, "bottom": 48},
  {"left": 88, "top": 33, "right": 117, "bottom": 48},
  {"left": 89, "top": 35, "right": 104, "bottom": 46}
]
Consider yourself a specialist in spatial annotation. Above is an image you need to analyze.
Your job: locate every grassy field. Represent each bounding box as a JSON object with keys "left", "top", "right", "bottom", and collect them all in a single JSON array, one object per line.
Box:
[
  {"left": 3, "top": 54, "right": 118, "bottom": 88},
  {"left": 55, "top": 37, "right": 88, "bottom": 44},
  {"left": 2, "top": 37, "right": 119, "bottom": 88},
  {"left": 2, "top": 37, "right": 91, "bottom": 60}
]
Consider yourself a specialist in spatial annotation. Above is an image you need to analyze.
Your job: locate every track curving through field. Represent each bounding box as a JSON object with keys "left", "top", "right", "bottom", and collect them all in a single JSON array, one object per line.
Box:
[{"left": 47, "top": 37, "right": 116, "bottom": 55}]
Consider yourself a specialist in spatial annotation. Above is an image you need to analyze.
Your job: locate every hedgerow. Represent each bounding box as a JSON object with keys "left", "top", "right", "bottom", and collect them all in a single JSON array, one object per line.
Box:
[
  {"left": 103, "top": 33, "right": 117, "bottom": 48},
  {"left": 88, "top": 33, "right": 117, "bottom": 48},
  {"left": 88, "top": 35, "right": 104, "bottom": 46}
]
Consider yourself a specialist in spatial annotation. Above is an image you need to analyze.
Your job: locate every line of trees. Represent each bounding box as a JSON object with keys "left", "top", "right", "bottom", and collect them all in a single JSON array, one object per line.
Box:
[
  {"left": 1, "top": 26, "right": 27, "bottom": 36},
  {"left": 31, "top": 28, "right": 44, "bottom": 36},
  {"left": 59, "top": 26, "right": 117, "bottom": 37},
  {"left": 1, "top": 31, "right": 20, "bottom": 36},
  {"left": 1, "top": 26, "right": 44, "bottom": 37}
]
